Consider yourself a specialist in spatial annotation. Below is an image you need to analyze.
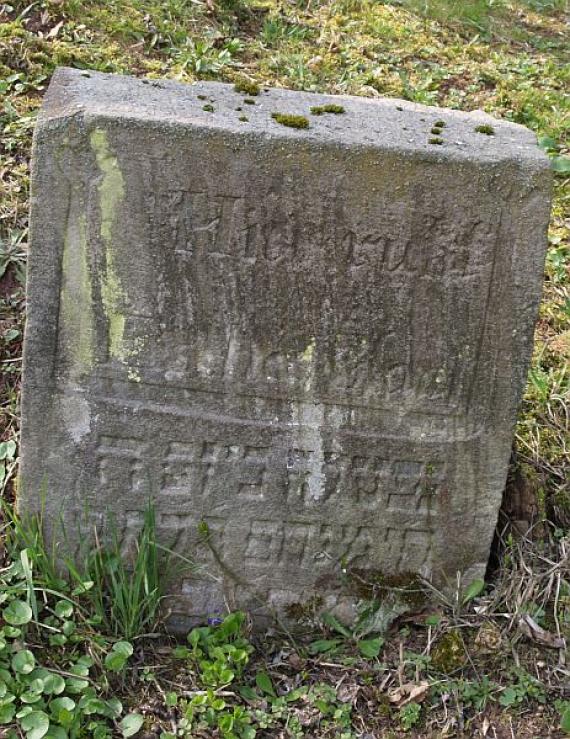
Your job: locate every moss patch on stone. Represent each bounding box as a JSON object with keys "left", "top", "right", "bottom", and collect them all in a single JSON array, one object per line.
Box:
[
  {"left": 348, "top": 568, "right": 428, "bottom": 610},
  {"left": 271, "top": 112, "right": 309, "bottom": 129},
  {"left": 429, "top": 136, "right": 444, "bottom": 145},
  {"left": 234, "top": 78, "right": 260, "bottom": 96},
  {"left": 310, "top": 104, "right": 345, "bottom": 115},
  {"left": 475, "top": 124, "right": 495, "bottom": 135}
]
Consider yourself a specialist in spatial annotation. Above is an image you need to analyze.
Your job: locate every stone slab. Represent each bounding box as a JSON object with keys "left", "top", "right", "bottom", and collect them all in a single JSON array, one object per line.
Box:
[{"left": 20, "top": 67, "right": 551, "bottom": 628}]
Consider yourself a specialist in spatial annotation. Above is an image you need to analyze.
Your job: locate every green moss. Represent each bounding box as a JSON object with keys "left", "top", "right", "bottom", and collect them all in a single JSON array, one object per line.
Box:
[
  {"left": 285, "top": 595, "right": 323, "bottom": 621},
  {"left": 431, "top": 630, "right": 466, "bottom": 673},
  {"left": 475, "top": 124, "right": 495, "bottom": 135},
  {"left": 202, "top": 104, "right": 214, "bottom": 112},
  {"left": 243, "top": 98, "right": 256, "bottom": 105},
  {"left": 89, "top": 128, "right": 126, "bottom": 362},
  {"left": 310, "top": 104, "right": 345, "bottom": 115},
  {"left": 238, "top": 116, "right": 249, "bottom": 122},
  {"left": 429, "top": 136, "right": 443, "bottom": 145},
  {"left": 197, "top": 94, "right": 207, "bottom": 100},
  {"left": 234, "top": 78, "right": 260, "bottom": 96},
  {"left": 434, "top": 119, "right": 446, "bottom": 127},
  {"left": 431, "top": 126, "right": 443, "bottom": 135},
  {"left": 271, "top": 112, "right": 309, "bottom": 129},
  {"left": 348, "top": 569, "right": 428, "bottom": 610}
]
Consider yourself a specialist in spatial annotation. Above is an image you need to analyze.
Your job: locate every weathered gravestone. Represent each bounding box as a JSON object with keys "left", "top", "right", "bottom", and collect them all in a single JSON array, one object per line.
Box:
[{"left": 20, "top": 67, "right": 551, "bottom": 628}]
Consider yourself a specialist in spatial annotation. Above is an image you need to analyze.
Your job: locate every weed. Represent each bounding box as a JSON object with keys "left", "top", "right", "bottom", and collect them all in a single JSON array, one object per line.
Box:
[
  {"left": 75, "top": 505, "right": 164, "bottom": 640},
  {"left": 0, "top": 229, "right": 27, "bottom": 285},
  {"left": 399, "top": 701, "right": 421, "bottom": 730}
]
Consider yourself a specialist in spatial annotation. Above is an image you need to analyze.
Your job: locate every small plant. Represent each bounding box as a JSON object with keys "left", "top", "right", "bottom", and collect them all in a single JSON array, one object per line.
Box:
[
  {"left": 434, "top": 120, "right": 446, "bottom": 127},
  {"left": 203, "top": 104, "right": 214, "bottom": 112},
  {"left": 429, "top": 137, "right": 443, "bottom": 144},
  {"left": 310, "top": 104, "right": 345, "bottom": 115},
  {"left": 271, "top": 112, "right": 309, "bottom": 129},
  {"left": 399, "top": 701, "right": 421, "bottom": 731},
  {"left": 499, "top": 669, "right": 546, "bottom": 707},
  {"left": 238, "top": 116, "right": 249, "bottom": 122},
  {"left": 308, "top": 611, "right": 384, "bottom": 659},
  {"left": 0, "top": 439, "right": 17, "bottom": 488},
  {"left": 431, "top": 126, "right": 443, "bottom": 135},
  {"left": 475, "top": 124, "right": 495, "bottom": 135},
  {"left": 243, "top": 98, "right": 256, "bottom": 105},
  {"left": 0, "top": 229, "right": 27, "bottom": 285},
  {"left": 0, "top": 532, "right": 141, "bottom": 737}
]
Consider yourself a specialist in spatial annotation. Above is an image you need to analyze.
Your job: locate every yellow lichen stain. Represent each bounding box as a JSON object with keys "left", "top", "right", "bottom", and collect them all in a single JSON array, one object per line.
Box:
[
  {"left": 61, "top": 212, "right": 94, "bottom": 374},
  {"left": 300, "top": 337, "right": 316, "bottom": 364},
  {"left": 89, "top": 127, "right": 127, "bottom": 362}
]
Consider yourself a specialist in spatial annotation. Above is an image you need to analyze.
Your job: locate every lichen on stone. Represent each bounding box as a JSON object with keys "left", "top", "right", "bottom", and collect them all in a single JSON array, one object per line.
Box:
[{"left": 89, "top": 128, "right": 126, "bottom": 362}]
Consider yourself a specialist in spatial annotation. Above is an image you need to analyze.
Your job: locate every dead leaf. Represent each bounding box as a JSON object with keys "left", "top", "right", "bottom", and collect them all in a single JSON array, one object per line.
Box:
[
  {"left": 475, "top": 621, "right": 502, "bottom": 652},
  {"left": 518, "top": 614, "right": 566, "bottom": 649},
  {"left": 46, "top": 20, "right": 64, "bottom": 39},
  {"left": 337, "top": 683, "right": 359, "bottom": 704},
  {"left": 388, "top": 680, "right": 429, "bottom": 707}
]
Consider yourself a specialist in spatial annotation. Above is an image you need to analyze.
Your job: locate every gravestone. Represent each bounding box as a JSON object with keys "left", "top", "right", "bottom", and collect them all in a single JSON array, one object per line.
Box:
[{"left": 20, "top": 67, "right": 551, "bottom": 628}]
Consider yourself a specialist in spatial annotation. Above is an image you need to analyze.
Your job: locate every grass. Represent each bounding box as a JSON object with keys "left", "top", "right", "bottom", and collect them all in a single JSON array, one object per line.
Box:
[{"left": 0, "top": 0, "right": 569, "bottom": 735}]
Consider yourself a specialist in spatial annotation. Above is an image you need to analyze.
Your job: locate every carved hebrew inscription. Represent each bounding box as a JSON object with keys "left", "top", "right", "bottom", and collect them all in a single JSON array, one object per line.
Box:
[
  {"left": 93, "top": 430, "right": 442, "bottom": 583},
  {"left": 107, "top": 174, "right": 499, "bottom": 415}
]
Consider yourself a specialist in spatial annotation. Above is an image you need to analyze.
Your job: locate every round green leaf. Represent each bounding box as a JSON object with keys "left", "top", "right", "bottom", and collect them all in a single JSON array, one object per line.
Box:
[
  {"left": 3, "top": 600, "right": 33, "bottom": 626},
  {"left": 21, "top": 709, "right": 50, "bottom": 739},
  {"left": 42, "top": 673, "right": 65, "bottom": 696},
  {"left": 45, "top": 728, "right": 68, "bottom": 739},
  {"left": 119, "top": 712, "right": 144, "bottom": 737},
  {"left": 12, "top": 650, "right": 36, "bottom": 674},
  {"left": 0, "top": 702, "right": 15, "bottom": 724},
  {"left": 54, "top": 602, "right": 73, "bottom": 620}
]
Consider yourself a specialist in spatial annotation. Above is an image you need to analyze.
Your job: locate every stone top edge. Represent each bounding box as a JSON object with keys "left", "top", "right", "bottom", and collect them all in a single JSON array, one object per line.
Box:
[{"left": 37, "top": 67, "right": 549, "bottom": 166}]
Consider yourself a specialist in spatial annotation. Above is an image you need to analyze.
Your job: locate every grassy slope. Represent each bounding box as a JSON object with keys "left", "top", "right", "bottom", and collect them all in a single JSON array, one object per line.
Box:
[{"left": 0, "top": 0, "right": 569, "bottom": 736}]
